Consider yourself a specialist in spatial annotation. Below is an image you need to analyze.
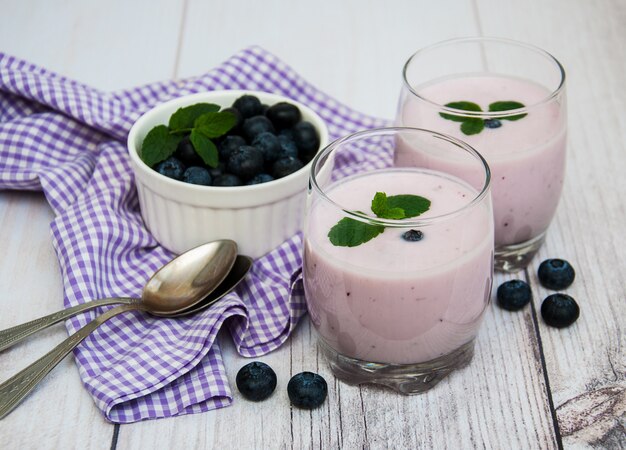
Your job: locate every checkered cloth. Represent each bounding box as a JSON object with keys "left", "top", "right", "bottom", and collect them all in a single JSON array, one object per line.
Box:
[{"left": 0, "top": 47, "right": 386, "bottom": 423}]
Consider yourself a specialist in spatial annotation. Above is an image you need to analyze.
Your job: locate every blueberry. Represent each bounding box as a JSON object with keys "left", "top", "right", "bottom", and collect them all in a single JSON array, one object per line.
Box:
[
  {"left": 277, "top": 134, "right": 298, "bottom": 158},
  {"left": 233, "top": 95, "right": 263, "bottom": 119},
  {"left": 236, "top": 362, "right": 277, "bottom": 402},
  {"left": 261, "top": 103, "right": 270, "bottom": 114},
  {"left": 243, "top": 116, "right": 275, "bottom": 141},
  {"left": 292, "top": 121, "right": 320, "bottom": 161},
  {"left": 541, "top": 293, "right": 580, "bottom": 328},
  {"left": 246, "top": 173, "right": 274, "bottom": 185},
  {"left": 222, "top": 106, "right": 243, "bottom": 135},
  {"left": 219, "top": 135, "right": 246, "bottom": 162},
  {"left": 209, "top": 162, "right": 226, "bottom": 179},
  {"left": 265, "top": 102, "right": 302, "bottom": 130},
  {"left": 484, "top": 119, "right": 502, "bottom": 129},
  {"left": 182, "top": 166, "right": 212, "bottom": 185},
  {"left": 279, "top": 128, "right": 296, "bottom": 140},
  {"left": 227, "top": 146, "right": 264, "bottom": 180},
  {"left": 287, "top": 372, "right": 327, "bottom": 409},
  {"left": 272, "top": 156, "right": 303, "bottom": 179},
  {"left": 213, "top": 173, "right": 243, "bottom": 187},
  {"left": 402, "top": 229, "right": 423, "bottom": 242},
  {"left": 538, "top": 259, "right": 575, "bottom": 290},
  {"left": 252, "top": 132, "right": 282, "bottom": 162},
  {"left": 497, "top": 279, "right": 532, "bottom": 311},
  {"left": 155, "top": 157, "right": 185, "bottom": 180},
  {"left": 174, "top": 137, "right": 203, "bottom": 166}
]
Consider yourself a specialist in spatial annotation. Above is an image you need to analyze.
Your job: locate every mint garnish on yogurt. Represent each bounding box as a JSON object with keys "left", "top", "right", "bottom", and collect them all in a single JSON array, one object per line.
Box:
[
  {"left": 439, "top": 100, "right": 527, "bottom": 135},
  {"left": 328, "top": 192, "right": 431, "bottom": 247}
]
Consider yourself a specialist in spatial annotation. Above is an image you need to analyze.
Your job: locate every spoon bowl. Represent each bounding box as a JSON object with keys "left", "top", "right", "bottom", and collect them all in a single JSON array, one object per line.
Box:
[{"left": 143, "top": 240, "right": 238, "bottom": 314}]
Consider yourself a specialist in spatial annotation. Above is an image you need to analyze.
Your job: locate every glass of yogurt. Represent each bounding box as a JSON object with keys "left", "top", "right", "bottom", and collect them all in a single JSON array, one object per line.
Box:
[
  {"left": 397, "top": 37, "right": 567, "bottom": 272},
  {"left": 303, "top": 127, "right": 493, "bottom": 394}
]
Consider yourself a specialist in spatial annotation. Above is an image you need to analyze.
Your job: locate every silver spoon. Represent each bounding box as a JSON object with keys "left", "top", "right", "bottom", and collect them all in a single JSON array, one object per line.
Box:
[
  {"left": 0, "top": 240, "right": 238, "bottom": 352},
  {"left": 0, "top": 241, "right": 250, "bottom": 420}
]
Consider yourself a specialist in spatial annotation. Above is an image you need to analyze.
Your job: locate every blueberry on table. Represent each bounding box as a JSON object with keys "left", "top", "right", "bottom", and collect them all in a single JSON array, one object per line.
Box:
[
  {"left": 233, "top": 94, "right": 263, "bottom": 119},
  {"left": 272, "top": 156, "right": 304, "bottom": 179},
  {"left": 227, "top": 146, "right": 265, "bottom": 180},
  {"left": 265, "top": 102, "right": 302, "bottom": 130},
  {"left": 277, "top": 134, "right": 298, "bottom": 159},
  {"left": 236, "top": 362, "right": 277, "bottom": 402},
  {"left": 219, "top": 135, "right": 246, "bottom": 162},
  {"left": 538, "top": 258, "right": 575, "bottom": 290},
  {"left": 541, "top": 293, "right": 580, "bottom": 328},
  {"left": 155, "top": 157, "right": 185, "bottom": 180},
  {"left": 213, "top": 173, "right": 243, "bottom": 187},
  {"left": 287, "top": 372, "right": 328, "bottom": 409},
  {"left": 292, "top": 121, "right": 320, "bottom": 155},
  {"left": 243, "top": 115, "right": 276, "bottom": 141},
  {"left": 252, "top": 132, "right": 282, "bottom": 162},
  {"left": 246, "top": 173, "right": 274, "bottom": 185},
  {"left": 182, "top": 166, "right": 212, "bottom": 186},
  {"left": 497, "top": 279, "right": 532, "bottom": 311},
  {"left": 174, "top": 137, "right": 203, "bottom": 166}
]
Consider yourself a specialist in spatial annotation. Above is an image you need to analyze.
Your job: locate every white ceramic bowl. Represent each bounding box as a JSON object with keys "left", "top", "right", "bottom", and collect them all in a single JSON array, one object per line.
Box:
[{"left": 127, "top": 90, "right": 329, "bottom": 258}]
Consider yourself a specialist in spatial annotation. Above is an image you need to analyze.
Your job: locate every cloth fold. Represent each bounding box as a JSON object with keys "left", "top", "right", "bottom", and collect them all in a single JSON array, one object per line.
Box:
[{"left": 0, "top": 46, "right": 386, "bottom": 423}]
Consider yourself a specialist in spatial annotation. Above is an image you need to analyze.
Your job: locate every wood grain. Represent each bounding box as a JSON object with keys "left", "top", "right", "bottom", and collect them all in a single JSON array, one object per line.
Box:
[{"left": 0, "top": 193, "right": 112, "bottom": 450}]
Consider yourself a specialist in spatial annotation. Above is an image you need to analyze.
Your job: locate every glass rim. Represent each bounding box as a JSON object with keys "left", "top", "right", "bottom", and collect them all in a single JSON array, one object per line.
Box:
[
  {"left": 401, "top": 36, "right": 567, "bottom": 119},
  {"left": 309, "top": 126, "right": 492, "bottom": 227}
]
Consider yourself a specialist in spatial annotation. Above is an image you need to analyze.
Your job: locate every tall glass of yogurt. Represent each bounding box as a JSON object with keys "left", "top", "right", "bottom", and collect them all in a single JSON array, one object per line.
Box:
[
  {"left": 397, "top": 37, "right": 567, "bottom": 272},
  {"left": 303, "top": 127, "right": 493, "bottom": 394}
]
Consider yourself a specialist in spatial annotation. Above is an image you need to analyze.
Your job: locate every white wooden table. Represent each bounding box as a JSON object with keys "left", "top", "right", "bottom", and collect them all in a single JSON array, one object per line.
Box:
[{"left": 1, "top": 0, "right": 624, "bottom": 448}]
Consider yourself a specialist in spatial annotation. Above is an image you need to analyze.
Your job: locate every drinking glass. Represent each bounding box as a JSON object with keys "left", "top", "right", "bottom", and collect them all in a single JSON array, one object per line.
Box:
[
  {"left": 397, "top": 37, "right": 567, "bottom": 272},
  {"left": 303, "top": 127, "right": 493, "bottom": 394}
]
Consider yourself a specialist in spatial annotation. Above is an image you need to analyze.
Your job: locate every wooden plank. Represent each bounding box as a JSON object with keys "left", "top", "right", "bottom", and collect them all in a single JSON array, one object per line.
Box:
[
  {"left": 0, "top": 193, "right": 113, "bottom": 450},
  {"left": 476, "top": 0, "right": 626, "bottom": 447},
  {"left": 0, "top": 0, "right": 185, "bottom": 90}
]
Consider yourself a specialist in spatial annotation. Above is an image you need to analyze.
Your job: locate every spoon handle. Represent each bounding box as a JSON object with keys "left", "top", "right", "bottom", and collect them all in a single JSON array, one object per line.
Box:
[
  {"left": 0, "top": 297, "right": 137, "bottom": 352},
  {"left": 0, "top": 302, "right": 143, "bottom": 420}
]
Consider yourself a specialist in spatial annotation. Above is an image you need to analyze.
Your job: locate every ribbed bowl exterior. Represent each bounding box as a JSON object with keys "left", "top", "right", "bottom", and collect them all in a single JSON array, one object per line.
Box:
[{"left": 135, "top": 180, "right": 305, "bottom": 258}]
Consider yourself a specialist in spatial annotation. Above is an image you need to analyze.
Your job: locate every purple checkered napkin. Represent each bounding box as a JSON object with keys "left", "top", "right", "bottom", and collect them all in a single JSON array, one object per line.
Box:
[{"left": 0, "top": 47, "right": 386, "bottom": 423}]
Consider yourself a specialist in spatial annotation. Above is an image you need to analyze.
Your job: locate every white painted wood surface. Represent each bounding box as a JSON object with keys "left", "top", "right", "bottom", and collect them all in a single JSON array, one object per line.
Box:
[{"left": 0, "top": 0, "right": 624, "bottom": 448}]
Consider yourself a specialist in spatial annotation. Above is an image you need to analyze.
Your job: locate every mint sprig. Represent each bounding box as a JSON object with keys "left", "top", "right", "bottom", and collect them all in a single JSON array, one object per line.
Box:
[
  {"left": 439, "top": 100, "right": 527, "bottom": 135},
  {"left": 140, "top": 125, "right": 183, "bottom": 168},
  {"left": 328, "top": 191, "right": 431, "bottom": 247},
  {"left": 140, "top": 102, "right": 236, "bottom": 168}
]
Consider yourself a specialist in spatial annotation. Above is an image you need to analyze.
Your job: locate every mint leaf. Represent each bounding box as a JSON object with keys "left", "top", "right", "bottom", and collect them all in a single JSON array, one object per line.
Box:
[
  {"left": 371, "top": 192, "right": 405, "bottom": 220},
  {"left": 328, "top": 217, "right": 385, "bottom": 247},
  {"left": 386, "top": 194, "right": 431, "bottom": 218},
  {"left": 169, "top": 103, "right": 221, "bottom": 131},
  {"left": 195, "top": 111, "right": 237, "bottom": 138},
  {"left": 140, "top": 125, "right": 182, "bottom": 167},
  {"left": 190, "top": 129, "right": 219, "bottom": 168},
  {"left": 489, "top": 101, "right": 527, "bottom": 121},
  {"left": 440, "top": 101, "right": 482, "bottom": 122},
  {"left": 460, "top": 118, "right": 485, "bottom": 135}
]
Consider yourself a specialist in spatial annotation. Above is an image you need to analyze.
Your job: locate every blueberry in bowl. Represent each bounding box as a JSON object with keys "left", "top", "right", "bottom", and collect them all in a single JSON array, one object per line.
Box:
[{"left": 127, "top": 90, "right": 329, "bottom": 258}]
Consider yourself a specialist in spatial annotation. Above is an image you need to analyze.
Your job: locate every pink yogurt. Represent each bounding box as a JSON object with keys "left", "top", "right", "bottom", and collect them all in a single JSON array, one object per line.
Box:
[
  {"left": 303, "top": 168, "right": 493, "bottom": 365},
  {"left": 398, "top": 75, "right": 566, "bottom": 246}
]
